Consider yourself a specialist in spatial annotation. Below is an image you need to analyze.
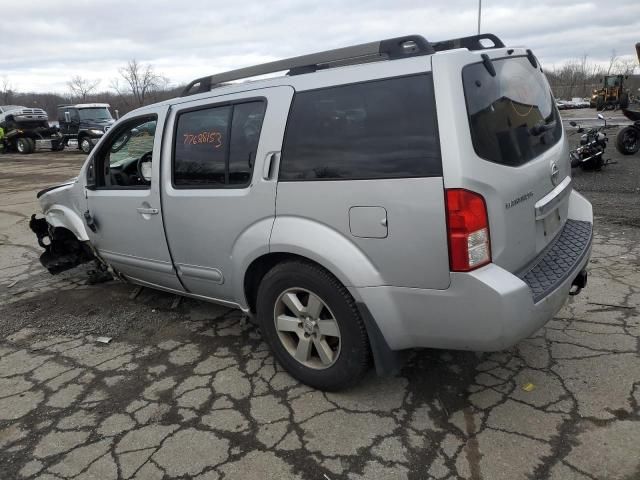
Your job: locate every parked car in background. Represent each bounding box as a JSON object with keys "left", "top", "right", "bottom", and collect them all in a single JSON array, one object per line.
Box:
[
  {"left": 30, "top": 33, "right": 593, "bottom": 390},
  {"left": 0, "top": 105, "right": 64, "bottom": 154},
  {"left": 569, "top": 97, "right": 590, "bottom": 109},
  {"left": 58, "top": 103, "right": 116, "bottom": 153}
]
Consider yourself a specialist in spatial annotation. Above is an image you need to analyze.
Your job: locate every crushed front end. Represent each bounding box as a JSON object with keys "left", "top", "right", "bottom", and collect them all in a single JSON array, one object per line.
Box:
[{"left": 29, "top": 215, "right": 95, "bottom": 274}]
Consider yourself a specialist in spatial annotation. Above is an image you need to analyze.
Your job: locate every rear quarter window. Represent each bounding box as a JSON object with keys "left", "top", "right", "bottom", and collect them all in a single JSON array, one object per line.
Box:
[{"left": 280, "top": 74, "right": 442, "bottom": 181}]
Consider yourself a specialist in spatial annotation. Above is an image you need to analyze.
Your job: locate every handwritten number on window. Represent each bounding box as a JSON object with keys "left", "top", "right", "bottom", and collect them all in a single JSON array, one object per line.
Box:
[{"left": 183, "top": 131, "right": 223, "bottom": 148}]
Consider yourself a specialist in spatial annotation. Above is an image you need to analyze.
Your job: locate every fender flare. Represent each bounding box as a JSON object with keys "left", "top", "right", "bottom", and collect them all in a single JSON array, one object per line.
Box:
[
  {"left": 268, "top": 216, "right": 383, "bottom": 289},
  {"left": 44, "top": 204, "right": 89, "bottom": 241}
]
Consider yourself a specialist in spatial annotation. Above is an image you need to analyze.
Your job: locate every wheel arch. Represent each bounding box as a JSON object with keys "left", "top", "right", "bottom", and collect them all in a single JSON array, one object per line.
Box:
[
  {"left": 44, "top": 204, "right": 90, "bottom": 242},
  {"left": 242, "top": 251, "right": 402, "bottom": 376}
]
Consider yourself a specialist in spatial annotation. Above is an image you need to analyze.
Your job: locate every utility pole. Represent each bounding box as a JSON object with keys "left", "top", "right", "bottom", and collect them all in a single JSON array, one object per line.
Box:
[{"left": 477, "top": 0, "right": 482, "bottom": 34}]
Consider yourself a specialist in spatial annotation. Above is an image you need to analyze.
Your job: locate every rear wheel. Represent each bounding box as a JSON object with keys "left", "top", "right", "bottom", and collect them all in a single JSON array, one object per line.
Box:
[
  {"left": 256, "top": 260, "right": 371, "bottom": 391},
  {"left": 616, "top": 126, "right": 640, "bottom": 155}
]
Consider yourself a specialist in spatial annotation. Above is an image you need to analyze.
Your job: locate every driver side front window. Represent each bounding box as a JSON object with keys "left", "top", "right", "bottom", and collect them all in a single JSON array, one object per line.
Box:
[{"left": 97, "top": 115, "right": 157, "bottom": 189}]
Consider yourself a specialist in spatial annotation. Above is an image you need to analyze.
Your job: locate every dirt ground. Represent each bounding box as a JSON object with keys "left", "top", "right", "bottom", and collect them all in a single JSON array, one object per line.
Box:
[{"left": 1, "top": 123, "right": 639, "bottom": 480}]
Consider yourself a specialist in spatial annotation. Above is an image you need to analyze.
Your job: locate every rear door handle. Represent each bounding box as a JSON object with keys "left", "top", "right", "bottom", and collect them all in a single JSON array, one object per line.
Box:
[
  {"left": 136, "top": 207, "right": 159, "bottom": 215},
  {"left": 262, "top": 152, "right": 280, "bottom": 180}
]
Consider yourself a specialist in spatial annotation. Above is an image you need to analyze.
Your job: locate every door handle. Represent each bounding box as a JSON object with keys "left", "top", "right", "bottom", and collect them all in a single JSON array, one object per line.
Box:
[
  {"left": 136, "top": 207, "right": 159, "bottom": 215},
  {"left": 262, "top": 152, "right": 280, "bottom": 180}
]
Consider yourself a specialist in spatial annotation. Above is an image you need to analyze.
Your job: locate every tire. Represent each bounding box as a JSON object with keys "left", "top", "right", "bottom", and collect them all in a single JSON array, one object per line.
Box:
[
  {"left": 595, "top": 96, "right": 605, "bottom": 111},
  {"left": 256, "top": 260, "right": 371, "bottom": 390},
  {"left": 619, "top": 93, "right": 629, "bottom": 110},
  {"left": 79, "top": 137, "right": 93, "bottom": 154},
  {"left": 616, "top": 126, "right": 640, "bottom": 155},
  {"left": 15, "top": 137, "right": 32, "bottom": 154}
]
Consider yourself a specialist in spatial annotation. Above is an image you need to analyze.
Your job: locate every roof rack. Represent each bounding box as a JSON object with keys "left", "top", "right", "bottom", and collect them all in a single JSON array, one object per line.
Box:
[
  {"left": 431, "top": 33, "right": 504, "bottom": 52},
  {"left": 181, "top": 33, "right": 504, "bottom": 96}
]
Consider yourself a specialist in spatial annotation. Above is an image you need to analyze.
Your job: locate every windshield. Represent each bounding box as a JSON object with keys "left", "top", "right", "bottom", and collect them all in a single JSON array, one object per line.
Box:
[
  {"left": 605, "top": 76, "right": 621, "bottom": 87},
  {"left": 78, "top": 107, "right": 113, "bottom": 121},
  {"left": 462, "top": 56, "right": 562, "bottom": 166},
  {"left": 0, "top": 105, "right": 21, "bottom": 112}
]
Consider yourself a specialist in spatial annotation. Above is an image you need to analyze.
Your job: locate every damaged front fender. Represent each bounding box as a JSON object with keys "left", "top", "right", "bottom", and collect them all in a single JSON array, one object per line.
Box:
[{"left": 29, "top": 215, "right": 95, "bottom": 274}]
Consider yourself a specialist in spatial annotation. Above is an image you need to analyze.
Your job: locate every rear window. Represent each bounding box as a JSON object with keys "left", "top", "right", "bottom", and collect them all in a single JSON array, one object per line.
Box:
[
  {"left": 462, "top": 56, "right": 562, "bottom": 166},
  {"left": 280, "top": 74, "right": 442, "bottom": 181}
]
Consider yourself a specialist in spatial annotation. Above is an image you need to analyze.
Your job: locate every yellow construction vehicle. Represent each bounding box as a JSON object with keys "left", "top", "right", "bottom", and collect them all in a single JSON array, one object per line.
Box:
[{"left": 591, "top": 74, "right": 629, "bottom": 110}]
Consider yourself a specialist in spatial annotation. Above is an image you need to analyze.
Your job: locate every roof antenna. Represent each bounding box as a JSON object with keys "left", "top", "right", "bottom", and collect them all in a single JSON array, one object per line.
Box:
[{"left": 477, "top": 0, "right": 482, "bottom": 35}]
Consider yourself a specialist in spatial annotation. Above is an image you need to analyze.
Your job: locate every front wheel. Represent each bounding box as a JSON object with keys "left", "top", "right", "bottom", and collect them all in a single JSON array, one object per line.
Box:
[
  {"left": 15, "top": 137, "right": 33, "bottom": 154},
  {"left": 615, "top": 126, "right": 640, "bottom": 155},
  {"left": 79, "top": 137, "right": 93, "bottom": 154},
  {"left": 256, "top": 260, "right": 371, "bottom": 391}
]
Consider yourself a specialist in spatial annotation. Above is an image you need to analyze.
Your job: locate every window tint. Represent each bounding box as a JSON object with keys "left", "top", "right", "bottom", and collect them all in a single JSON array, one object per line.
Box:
[
  {"left": 280, "top": 75, "right": 441, "bottom": 181},
  {"left": 174, "top": 106, "right": 231, "bottom": 186},
  {"left": 462, "top": 56, "right": 562, "bottom": 166},
  {"left": 173, "top": 101, "right": 266, "bottom": 187},
  {"left": 229, "top": 102, "right": 266, "bottom": 185}
]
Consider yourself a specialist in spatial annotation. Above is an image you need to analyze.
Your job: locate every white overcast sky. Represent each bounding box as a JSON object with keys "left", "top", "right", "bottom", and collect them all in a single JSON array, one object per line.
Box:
[{"left": 2, "top": 0, "right": 639, "bottom": 93}]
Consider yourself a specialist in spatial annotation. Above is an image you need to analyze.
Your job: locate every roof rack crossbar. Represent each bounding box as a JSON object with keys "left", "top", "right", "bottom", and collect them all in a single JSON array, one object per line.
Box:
[
  {"left": 430, "top": 33, "right": 505, "bottom": 52},
  {"left": 181, "top": 35, "right": 434, "bottom": 96}
]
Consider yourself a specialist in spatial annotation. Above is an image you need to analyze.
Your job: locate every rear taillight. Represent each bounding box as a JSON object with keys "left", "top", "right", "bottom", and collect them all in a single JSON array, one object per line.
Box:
[{"left": 445, "top": 189, "right": 491, "bottom": 272}]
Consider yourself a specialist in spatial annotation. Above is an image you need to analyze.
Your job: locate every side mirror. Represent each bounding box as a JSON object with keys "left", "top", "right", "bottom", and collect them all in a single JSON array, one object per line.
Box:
[
  {"left": 569, "top": 121, "right": 577, "bottom": 127},
  {"left": 597, "top": 113, "right": 604, "bottom": 120},
  {"left": 64, "top": 111, "right": 71, "bottom": 123},
  {"left": 85, "top": 157, "right": 97, "bottom": 190}
]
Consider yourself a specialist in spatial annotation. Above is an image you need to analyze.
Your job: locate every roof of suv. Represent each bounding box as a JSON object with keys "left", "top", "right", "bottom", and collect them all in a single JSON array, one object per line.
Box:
[
  {"left": 181, "top": 33, "right": 506, "bottom": 97},
  {"left": 125, "top": 33, "right": 514, "bottom": 118}
]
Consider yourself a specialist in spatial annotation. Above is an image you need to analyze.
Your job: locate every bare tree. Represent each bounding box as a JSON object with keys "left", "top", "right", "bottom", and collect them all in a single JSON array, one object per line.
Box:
[
  {"left": 67, "top": 75, "right": 100, "bottom": 102},
  {"left": 546, "top": 58, "right": 606, "bottom": 100},
  {"left": 612, "top": 58, "right": 638, "bottom": 75},
  {"left": 606, "top": 50, "right": 618, "bottom": 75},
  {"left": 1, "top": 76, "right": 14, "bottom": 104},
  {"left": 111, "top": 60, "right": 168, "bottom": 107}
]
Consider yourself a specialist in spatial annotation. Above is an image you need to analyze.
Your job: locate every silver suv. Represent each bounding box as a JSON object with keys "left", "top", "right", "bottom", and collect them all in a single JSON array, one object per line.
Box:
[{"left": 31, "top": 34, "right": 593, "bottom": 390}]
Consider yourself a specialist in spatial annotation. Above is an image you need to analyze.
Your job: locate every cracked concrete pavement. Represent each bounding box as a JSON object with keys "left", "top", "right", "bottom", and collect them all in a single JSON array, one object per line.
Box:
[{"left": 1, "top": 150, "right": 639, "bottom": 480}]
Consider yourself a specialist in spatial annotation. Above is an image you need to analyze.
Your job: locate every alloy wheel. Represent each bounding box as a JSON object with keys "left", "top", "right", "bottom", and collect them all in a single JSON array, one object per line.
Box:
[{"left": 273, "top": 288, "right": 341, "bottom": 369}]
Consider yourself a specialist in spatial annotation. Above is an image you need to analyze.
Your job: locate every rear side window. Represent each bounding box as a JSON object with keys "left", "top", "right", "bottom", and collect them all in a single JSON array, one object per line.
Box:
[
  {"left": 462, "top": 56, "right": 562, "bottom": 166},
  {"left": 173, "top": 101, "right": 266, "bottom": 187},
  {"left": 280, "top": 75, "right": 441, "bottom": 181}
]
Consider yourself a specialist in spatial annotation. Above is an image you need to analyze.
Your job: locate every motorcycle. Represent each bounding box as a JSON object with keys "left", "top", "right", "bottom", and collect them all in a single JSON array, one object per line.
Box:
[
  {"left": 569, "top": 113, "right": 609, "bottom": 170},
  {"left": 615, "top": 109, "right": 640, "bottom": 155}
]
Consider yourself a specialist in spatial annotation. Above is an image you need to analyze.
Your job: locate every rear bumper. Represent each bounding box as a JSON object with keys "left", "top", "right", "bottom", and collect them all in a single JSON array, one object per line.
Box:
[{"left": 355, "top": 190, "right": 593, "bottom": 352}]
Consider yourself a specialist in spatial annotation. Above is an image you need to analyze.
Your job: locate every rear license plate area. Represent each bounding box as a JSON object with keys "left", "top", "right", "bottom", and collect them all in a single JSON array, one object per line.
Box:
[{"left": 543, "top": 208, "right": 561, "bottom": 237}]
